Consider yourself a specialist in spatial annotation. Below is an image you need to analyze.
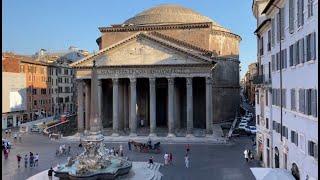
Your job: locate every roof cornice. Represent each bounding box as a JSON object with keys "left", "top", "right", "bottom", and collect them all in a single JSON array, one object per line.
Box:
[
  {"left": 254, "top": 18, "right": 271, "bottom": 35},
  {"left": 98, "top": 22, "right": 211, "bottom": 32}
]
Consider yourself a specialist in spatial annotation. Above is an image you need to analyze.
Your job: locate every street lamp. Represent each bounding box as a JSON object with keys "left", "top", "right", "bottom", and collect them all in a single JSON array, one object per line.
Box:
[{"left": 271, "top": 4, "right": 283, "bottom": 142}]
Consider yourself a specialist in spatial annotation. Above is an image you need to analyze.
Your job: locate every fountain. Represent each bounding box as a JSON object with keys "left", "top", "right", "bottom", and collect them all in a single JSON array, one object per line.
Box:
[{"left": 54, "top": 60, "right": 132, "bottom": 180}]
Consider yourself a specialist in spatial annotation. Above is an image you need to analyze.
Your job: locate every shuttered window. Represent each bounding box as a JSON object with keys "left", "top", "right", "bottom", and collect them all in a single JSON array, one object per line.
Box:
[
  {"left": 297, "top": 0, "right": 304, "bottom": 27},
  {"left": 281, "top": 49, "right": 287, "bottom": 68},
  {"left": 311, "top": 89, "right": 317, "bottom": 117},
  {"left": 308, "top": 0, "right": 314, "bottom": 17},
  {"left": 307, "top": 32, "right": 317, "bottom": 61},
  {"left": 265, "top": 90, "right": 268, "bottom": 106},
  {"left": 289, "top": 45, "right": 294, "bottom": 66},
  {"left": 276, "top": 52, "right": 280, "bottom": 70},
  {"left": 276, "top": 12, "right": 280, "bottom": 42},
  {"left": 282, "top": 89, "right": 286, "bottom": 108},
  {"left": 291, "top": 130, "right": 299, "bottom": 146},
  {"left": 291, "top": 89, "right": 296, "bottom": 111},
  {"left": 282, "top": 126, "right": 288, "bottom": 139},
  {"left": 271, "top": 18, "right": 275, "bottom": 46},
  {"left": 295, "top": 41, "right": 300, "bottom": 64},
  {"left": 299, "top": 89, "right": 306, "bottom": 113},
  {"left": 272, "top": 55, "right": 275, "bottom": 71},
  {"left": 267, "top": 30, "right": 271, "bottom": 51},
  {"left": 280, "top": 7, "right": 285, "bottom": 40},
  {"left": 306, "top": 89, "right": 312, "bottom": 115},
  {"left": 308, "top": 141, "right": 318, "bottom": 159},
  {"left": 289, "top": 0, "right": 294, "bottom": 33},
  {"left": 299, "top": 38, "right": 305, "bottom": 63}
]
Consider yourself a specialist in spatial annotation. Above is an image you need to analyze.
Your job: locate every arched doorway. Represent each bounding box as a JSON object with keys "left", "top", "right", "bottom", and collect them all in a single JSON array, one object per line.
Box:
[
  {"left": 291, "top": 163, "right": 300, "bottom": 180},
  {"left": 274, "top": 147, "right": 279, "bottom": 168}
]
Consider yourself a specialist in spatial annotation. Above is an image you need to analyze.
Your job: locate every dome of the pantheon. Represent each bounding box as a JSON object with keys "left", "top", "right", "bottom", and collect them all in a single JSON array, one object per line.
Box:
[{"left": 123, "top": 4, "right": 230, "bottom": 32}]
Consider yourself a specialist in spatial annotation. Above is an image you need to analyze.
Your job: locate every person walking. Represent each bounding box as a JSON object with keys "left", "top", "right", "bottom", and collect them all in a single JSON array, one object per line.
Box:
[
  {"left": 186, "top": 144, "right": 190, "bottom": 154},
  {"left": 148, "top": 156, "right": 154, "bottom": 168},
  {"left": 243, "top": 149, "right": 249, "bottom": 162},
  {"left": 184, "top": 154, "right": 189, "bottom": 168},
  {"left": 4, "top": 148, "right": 8, "bottom": 159},
  {"left": 248, "top": 150, "right": 252, "bottom": 162},
  {"left": 34, "top": 153, "right": 39, "bottom": 166},
  {"left": 13, "top": 133, "right": 17, "bottom": 143},
  {"left": 24, "top": 155, "right": 28, "bottom": 168},
  {"left": 119, "top": 145, "right": 123, "bottom": 157},
  {"left": 164, "top": 152, "right": 169, "bottom": 165},
  {"left": 18, "top": 133, "right": 22, "bottom": 143},
  {"left": 48, "top": 167, "right": 54, "bottom": 180},
  {"left": 29, "top": 152, "right": 34, "bottom": 167},
  {"left": 17, "top": 154, "right": 22, "bottom": 168},
  {"left": 169, "top": 153, "right": 173, "bottom": 165},
  {"left": 128, "top": 140, "right": 132, "bottom": 151}
]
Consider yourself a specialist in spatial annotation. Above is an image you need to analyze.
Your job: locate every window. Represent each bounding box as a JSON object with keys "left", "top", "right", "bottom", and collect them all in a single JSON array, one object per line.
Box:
[
  {"left": 291, "top": 89, "right": 296, "bottom": 110},
  {"left": 257, "top": 92, "right": 260, "bottom": 104},
  {"left": 281, "top": 49, "right": 287, "bottom": 69},
  {"left": 271, "top": 18, "right": 275, "bottom": 46},
  {"left": 266, "top": 118, "right": 269, "bottom": 129},
  {"left": 267, "top": 30, "right": 271, "bottom": 51},
  {"left": 271, "top": 55, "right": 275, "bottom": 71},
  {"left": 308, "top": 141, "right": 318, "bottom": 158},
  {"left": 65, "top": 97, "right": 69, "bottom": 103},
  {"left": 64, "top": 69, "right": 68, "bottom": 75},
  {"left": 282, "top": 89, "right": 286, "bottom": 108},
  {"left": 291, "top": 130, "right": 299, "bottom": 146},
  {"left": 41, "top": 88, "right": 46, "bottom": 95},
  {"left": 260, "top": 37, "right": 264, "bottom": 55},
  {"left": 306, "top": 89, "right": 312, "bottom": 115},
  {"left": 282, "top": 126, "right": 288, "bottom": 139},
  {"left": 267, "top": 138, "right": 270, "bottom": 148},
  {"left": 308, "top": 0, "right": 313, "bottom": 17},
  {"left": 33, "top": 100, "right": 37, "bottom": 106},
  {"left": 273, "top": 121, "right": 277, "bottom": 130},
  {"left": 311, "top": 89, "right": 317, "bottom": 117},
  {"left": 32, "top": 89, "right": 37, "bottom": 95},
  {"left": 280, "top": 7, "right": 285, "bottom": 40},
  {"left": 299, "top": 38, "right": 305, "bottom": 63},
  {"left": 289, "top": 0, "right": 294, "bottom": 33},
  {"left": 265, "top": 90, "right": 268, "bottom": 106},
  {"left": 276, "top": 12, "right": 280, "bottom": 42},
  {"left": 20, "top": 65, "right": 25, "bottom": 73},
  {"left": 268, "top": 62, "right": 271, "bottom": 79},
  {"left": 58, "top": 87, "right": 63, "bottom": 93},
  {"left": 299, "top": 89, "right": 306, "bottom": 113},
  {"left": 289, "top": 44, "right": 294, "bottom": 66},
  {"left": 257, "top": 115, "right": 260, "bottom": 125},
  {"left": 306, "top": 32, "right": 317, "bottom": 61},
  {"left": 297, "top": 0, "right": 304, "bottom": 28},
  {"left": 295, "top": 41, "right": 300, "bottom": 64}
]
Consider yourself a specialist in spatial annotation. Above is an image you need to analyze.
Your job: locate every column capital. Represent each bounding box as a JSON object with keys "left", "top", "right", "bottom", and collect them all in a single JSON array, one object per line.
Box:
[
  {"left": 112, "top": 78, "right": 119, "bottom": 85},
  {"left": 130, "top": 78, "right": 137, "bottom": 84},
  {"left": 167, "top": 77, "right": 174, "bottom": 85},
  {"left": 149, "top": 78, "right": 156, "bottom": 85},
  {"left": 186, "top": 77, "right": 193, "bottom": 86},
  {"left": 206, "top": 77, "right": 213, "bottom": 85}
]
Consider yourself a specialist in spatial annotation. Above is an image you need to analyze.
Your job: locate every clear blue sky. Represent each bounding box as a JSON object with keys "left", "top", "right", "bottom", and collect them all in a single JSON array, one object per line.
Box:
[{"left": 2, "top": 0, "right": 257, "bottom": 78}]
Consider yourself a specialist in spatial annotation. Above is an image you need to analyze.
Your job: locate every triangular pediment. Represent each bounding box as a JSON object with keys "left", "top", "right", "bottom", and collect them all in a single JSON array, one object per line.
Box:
[{"left": 71, "top": 33, "right": 214, "bottom": 67}]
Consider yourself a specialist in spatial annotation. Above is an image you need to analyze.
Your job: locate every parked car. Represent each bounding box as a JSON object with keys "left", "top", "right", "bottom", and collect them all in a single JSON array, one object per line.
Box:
[
  {"left": 30, "top": 124, "right": 41, "bottom": 132},
  {"left": 249, "top": 126, "right": 257, "bottom": 134}
]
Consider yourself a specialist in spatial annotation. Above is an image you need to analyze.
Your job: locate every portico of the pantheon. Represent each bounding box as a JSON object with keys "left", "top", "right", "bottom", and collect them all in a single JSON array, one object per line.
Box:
[{"left": 71, "top": 4, "right": 241, "bottom": 137}]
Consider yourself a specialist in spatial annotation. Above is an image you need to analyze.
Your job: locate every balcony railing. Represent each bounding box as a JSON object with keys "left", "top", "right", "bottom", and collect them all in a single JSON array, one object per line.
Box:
[{"left": 253, "top": 75, "right": 272, "bottom": 85}]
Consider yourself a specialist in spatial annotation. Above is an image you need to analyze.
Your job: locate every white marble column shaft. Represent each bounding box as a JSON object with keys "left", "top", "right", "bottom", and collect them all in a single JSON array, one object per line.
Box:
[
  {"left": 129, "top": 78, "right": 137, "bottom": 136},
  {"left": 112, "top": 78, "right": 119, "bottom": 136},
  {"left": 149, "top": 78, "right": 156, "bottom": 136},
  {"left": 206, "top": 77, "right": 213, "bottom": 134},
  {"left": 167, "top": 78, "right": 175, "bottom": 137}
]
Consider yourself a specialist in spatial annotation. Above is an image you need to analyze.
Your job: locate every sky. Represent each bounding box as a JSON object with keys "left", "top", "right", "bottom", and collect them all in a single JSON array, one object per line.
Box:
[{"left": 2, "top": 0, "right": 257, "bottom": 78}]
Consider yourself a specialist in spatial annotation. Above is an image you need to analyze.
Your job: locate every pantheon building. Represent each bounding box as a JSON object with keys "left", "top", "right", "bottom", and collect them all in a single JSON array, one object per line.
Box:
[{"left": 71, "top": 4, "right": 241, "bottom": 137}]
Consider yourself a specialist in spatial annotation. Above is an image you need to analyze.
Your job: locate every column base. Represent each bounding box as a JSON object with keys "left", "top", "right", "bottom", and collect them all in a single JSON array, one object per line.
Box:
[
  {"left": 186, "top": 134, "right": 194, "bottom": 138},
  {"left": 167, "top": 133, "right": 176, "bottom": 138},
  {"left": 129, "top": 133, "right": 137, "bottom": 137},
  {"left": 148, "top": 133, "right": 157, "bottom": 137},
  {"left": 111, "top": 133, "right": 119, "bottom": 137}
]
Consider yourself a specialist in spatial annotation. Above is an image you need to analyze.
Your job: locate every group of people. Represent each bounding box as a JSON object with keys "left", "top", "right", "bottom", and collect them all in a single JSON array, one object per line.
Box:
[
  {"left": 105, "top": 145, "right": 124, "bottom": 157},
  {"left": 162, "top": 144, "right": 190, "bottom": 168},
  {"left": 163, "top": 152, "right": 173, "bottom": 165},
  {"left": 243, "top": 149, "right": 254, "bottom": 162},
  {"left": 16, "top": 152, "right": 39, "bottom": 168},
  {"left": 56, "top": 144, "right": 71, "bottom": 156}
]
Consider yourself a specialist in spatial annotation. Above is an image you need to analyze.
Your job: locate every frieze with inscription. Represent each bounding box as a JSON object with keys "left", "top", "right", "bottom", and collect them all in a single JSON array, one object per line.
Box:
[{"left": 76, "top": 66, "right": 212, "bottom": 79}]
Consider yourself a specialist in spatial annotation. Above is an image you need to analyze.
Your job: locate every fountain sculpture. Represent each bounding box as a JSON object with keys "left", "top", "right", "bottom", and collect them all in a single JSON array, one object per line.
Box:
[{"left": 54, "top": 61, "right": 132, "bottom": 180}]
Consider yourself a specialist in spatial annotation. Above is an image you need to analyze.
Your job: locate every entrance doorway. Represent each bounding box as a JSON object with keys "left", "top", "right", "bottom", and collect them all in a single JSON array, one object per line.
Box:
[
  {"left": 274, "top": 147, "right": 280, "bottom": 168},
  {"left": 291, "top": 163, "right": 300, "bottom": 180},
  {"left": 156, "top": 78, "right": 168, "bottom": 127}
]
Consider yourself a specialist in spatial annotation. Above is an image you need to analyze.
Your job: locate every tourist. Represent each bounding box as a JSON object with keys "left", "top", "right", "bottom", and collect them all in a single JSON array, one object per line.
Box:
[
  {"left": 24, "top": 155, "right": 28, "bottom": 168},
  {"left": 17, "top": 154, "right": 22, "bottom": 168},
  {"left": 4, "top": 148, "right": 9, "bottom": 159},
  {"left": 164, "top": 152, "right": 169, "bottom": 165},
  {"left": 128, "top": 140, "right": 132, "bottom": 151},
  {"left": 5, "top": 129, "right": 8, "bottom": 138},
  {"left": 48, "top": 167, "right": 54, "bottom": 180},
  {"left": 250, "top": 151, "right": 254, "bottom": 160},
  {"left": 29, "top": 152, "right": 34, "bottom": 167},
  {"left": 148, "top": 156, "right": 154, "bottom": 168},
  {"left": 186, "top": 144, "right": 190, "bottom": 154},
  {"left": 184, "top": 154, "right": 189, "bottom": 168},
  {"left": 18, "top": 133, "right": 22, "bottom": 143},
  {"left": 34, "top": 153, "right": 39, "bottom": 166},
  {"left": 169, "top": 153, "right": 173, "bottom": 165},
  {"left": 243, "top": 149, "right": 249, "bottom": 162},
  {"left": 119, "top": 145, "right": 123, "bottom": 157},
  {"left": 13, "top": 133, "right": 17, "bottom": 143}
]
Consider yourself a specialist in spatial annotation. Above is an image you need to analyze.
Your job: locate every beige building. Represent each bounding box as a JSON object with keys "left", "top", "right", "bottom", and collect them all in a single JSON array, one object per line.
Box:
[{"left": 71, "top": 4, "right": 241, "bottom": 137}]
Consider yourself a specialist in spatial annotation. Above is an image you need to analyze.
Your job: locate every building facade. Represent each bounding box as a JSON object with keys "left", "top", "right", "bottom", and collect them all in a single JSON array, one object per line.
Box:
[
  {"left": 244, "top": 62, "right": 259, "bottom": 104},
  {"left": 72, "top": 4, "right": 241, "bottom": 137},
  {"left": 252, "top": 0, "right": 318, "bottom": 179},
  {"left": 2, "top": 72, "right": 27, "bottom": 129}
]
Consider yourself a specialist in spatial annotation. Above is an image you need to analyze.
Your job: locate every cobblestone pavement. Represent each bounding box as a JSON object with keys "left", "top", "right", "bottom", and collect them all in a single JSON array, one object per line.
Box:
[{"left": 2, "top": 131, "right": 260, "bottom": 180}]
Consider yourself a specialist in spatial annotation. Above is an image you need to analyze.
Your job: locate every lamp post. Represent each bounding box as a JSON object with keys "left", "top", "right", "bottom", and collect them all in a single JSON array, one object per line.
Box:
[{"left": 272, "top": 4, "right": 283, "bottom": 142}]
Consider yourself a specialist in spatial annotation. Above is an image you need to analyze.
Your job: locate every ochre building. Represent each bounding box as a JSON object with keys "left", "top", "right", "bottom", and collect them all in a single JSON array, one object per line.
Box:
[{"left": 71, "top": 4, "right": 241, "bottom": 137}]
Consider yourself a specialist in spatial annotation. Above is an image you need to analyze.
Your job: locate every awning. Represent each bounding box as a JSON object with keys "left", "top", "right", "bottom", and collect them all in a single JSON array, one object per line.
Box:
[{"left": 250, "top": 168, "right": 295, "bottom": 180}]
